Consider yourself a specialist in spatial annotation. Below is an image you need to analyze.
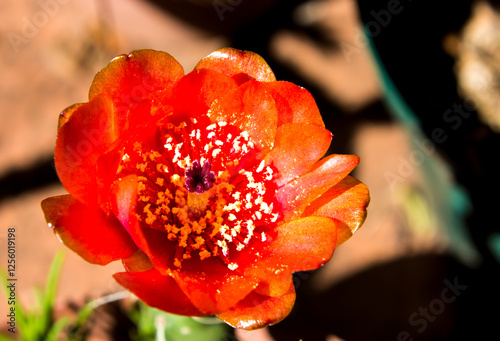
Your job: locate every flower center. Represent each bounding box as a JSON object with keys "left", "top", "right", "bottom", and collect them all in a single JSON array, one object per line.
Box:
[
  {"left": 185, "top": 160, "right": 216, "bottom": 194},
  {"left": 118, "top": 117, "right": 281, "bottom": 270}
]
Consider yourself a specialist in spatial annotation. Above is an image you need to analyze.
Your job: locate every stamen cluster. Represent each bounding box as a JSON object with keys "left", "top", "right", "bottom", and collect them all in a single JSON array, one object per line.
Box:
[{"left": 118, "top": 117, "right": 280, "bottom": 269}]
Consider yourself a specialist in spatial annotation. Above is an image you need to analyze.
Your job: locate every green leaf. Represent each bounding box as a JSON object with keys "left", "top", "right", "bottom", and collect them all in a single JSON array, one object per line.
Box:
[
  {"left": 0, "top": 333, "right": 16, "bottom": 341},
  {"left": 46, "top": 317, "right": 71, "bottom": 341},
  {"left": 0, "top": 252, "right": 66, "bottom": 341},
  {"left": 44, "top": 251, "right": 65, "bottom": 315},
  {"left": 13, "top": 298, "right": 28, "bottom": 340},
  {"left": 32, "top": 286, "right": 47, "bottom": 336}
]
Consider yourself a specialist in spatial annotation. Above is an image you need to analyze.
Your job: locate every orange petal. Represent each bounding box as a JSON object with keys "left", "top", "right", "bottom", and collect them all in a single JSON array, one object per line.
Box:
[
  {"left": 89, "top": 49, "right": 184, "bottom": 105},
  {"left": 114, "top": 269, "right": 203, "bottom": 317},
  {"left": 208, "top": 80, "right": 278, "bottom": 156},
  {"left": 277, "top": 154, "right": 360, "bottom": 222},
  {"left": 245, "top": 217, "right": 339, "bottom": 297},
  {"left": 55, "top": 95, "right": 120, "bottom": 207},
  {"left": 303, "top": 176, "right": 370, "bottom": 246},
  {"left": 244, "top": 258, "right": 293, "bottom": 298},
  {"left": 265, "top": 123, "right": 332, "bottom": 187},
  {"left": 41, "top": 195, "right": 137, "bottom": 265},
  {"left": 171, "top": 257, "right": 259, "bottom": 314},
  {"left": 195, "top": 48, "right": 276, "bottom": 84},
  {"left": 172, "top": 68, "right": 238, "bottom": 117},
  {"left": 269, "top": 216, "right": 338, "bottom": 272},
  {"left": 266, "top": 81, "right": 325, "bottom": 127},
  {"left": 217, "top": 284, "right": 296, "bottom": 330},
  {"left": 57, "top": 103, "right": 84, "bottom": 130}
]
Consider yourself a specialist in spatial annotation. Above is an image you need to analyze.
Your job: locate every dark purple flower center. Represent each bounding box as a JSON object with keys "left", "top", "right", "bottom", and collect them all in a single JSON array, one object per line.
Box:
[{"left": 184, "top": 160, "right": 216, "bottom": 194}]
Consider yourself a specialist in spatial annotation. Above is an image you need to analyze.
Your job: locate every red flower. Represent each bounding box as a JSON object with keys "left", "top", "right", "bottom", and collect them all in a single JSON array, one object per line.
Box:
[{"left": 41, "top": 48, "right": 369, "bottom": 330}]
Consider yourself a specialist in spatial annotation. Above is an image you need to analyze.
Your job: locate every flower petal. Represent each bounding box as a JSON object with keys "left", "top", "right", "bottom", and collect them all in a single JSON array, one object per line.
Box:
[
  {"left": 111, "top": 174, "right": 176, "bottom": 274},
  {"left": 266, "top": 123, "right": 332, "bottom": 187},
  {"left": 217, "top": 284, "right": 296, "bottom": 330},
  {"left": 303, "top": 176, "right": 370, "bottom": 246},
  {"left": 171, "top": 69, "right": 238, "bottom": 117},
  {"left": 171, "top": 257, "right": 259, "bottom": 314},
  {"left": 96, "top": 148, "right": 124, "bottom": 214},
  {"left": 55, "top": 94, "right": 122, "bottom": 207},
  {"left": 113, "top": 269, "right": 203, "bottom": 316},
  {"left": 57, "top": 103, "right": 84, "bottom": 130},
  {"left": 244, "top": 217, "right": 339, "bottom": 297},
  {"left": 41, "top": 195, "right": 137, "bottom": 265},
  {"left": 121, "top": 249, "right": 154, "bottom": 272},
  {"left": 266, "top": 81, "right": 325, "bottom": 127},
  {"left": 111, "top": 174, "right": 145, "bottom": 249},
  {"left": 243, "top": 258, "right": 293, "bottom": 298},
  {"left": 268, "top": 216, "right": 337, "bottom": 272},
  {"left": 195, "top": 48, "right": 276, "bottom": 84},
  {"left": 89, "top": 49, "right": 184, "bottom": 105},
  {"left": 277, "top": 154, "right": 360, "bottom": 222},
  {"left": 208, "top": 80, "right": 278, "bottom": 156},
  {"left": 89, "top": 50, "right": 184, "bottom": 144}
]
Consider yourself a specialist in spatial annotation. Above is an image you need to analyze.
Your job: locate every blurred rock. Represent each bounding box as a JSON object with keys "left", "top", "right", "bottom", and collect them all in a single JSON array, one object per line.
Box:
[
  {"left": 456, "top": 1, "right": 500, "bottom": 132},
  {"left": 270, "top": 0, "right": 382, "bottom": 111}
]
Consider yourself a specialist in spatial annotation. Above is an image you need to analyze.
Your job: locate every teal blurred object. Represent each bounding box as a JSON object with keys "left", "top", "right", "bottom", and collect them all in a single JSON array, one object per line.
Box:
[
  {"left": 488, "top": 233, "right": 500, "bottom": 264},
  {"left": 365, "top": 31, "right": 480, "bottom": 266}
]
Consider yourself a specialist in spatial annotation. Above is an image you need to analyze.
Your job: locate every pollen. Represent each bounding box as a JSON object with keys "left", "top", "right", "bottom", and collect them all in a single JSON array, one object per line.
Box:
[{"left": 116, "top": 117, "right": 281, "bottom": 270}]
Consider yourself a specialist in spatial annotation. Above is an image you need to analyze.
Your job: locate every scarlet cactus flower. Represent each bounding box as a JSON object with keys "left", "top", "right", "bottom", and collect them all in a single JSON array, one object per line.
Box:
[{"left": 41, "top": 48, "right": 369, "bottom": 330}]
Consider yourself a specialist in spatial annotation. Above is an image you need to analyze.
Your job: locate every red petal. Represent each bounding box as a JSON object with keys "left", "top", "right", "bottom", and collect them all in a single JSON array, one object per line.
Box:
[
  {"left": 113, "top": 269, "right": 203, "bottom": 316},
  {"left": 112, "top": 174, "right": 145, "bottom": 249},
  {"left": 208, "top": 80, "right": 278, "bottom": 156},
  {"left": 172, "top": 69, "right": 238, "bottom": 117},
  {"left": 111, "top": 174, "right": 176, "bottom": 274},
  {"left": 277, "top": 154, "right": 360, "bottom": 222},
  {"left": 217, "top": 284, "right": 296, "bottom": 330},
  {"left": 171, "top": 257, "right": 259, "bottom": 314},
  {"left": 268, "top": 216, "right": 338, "bottom": 272},
  {"left": 41, "top": 195, "right": 137, "bottom": 265},
  {"left": 266, "top": 81, "right": 325, "bottom": 127},
  {"left": 89, "top": 49, "right": 184, "bottom": 106},
  {"left": 195, "top": 48, "right": 276, "bottom": 84},
  {"left": 303, "top": 176, "right": 370, "bottom": 246},
  {"left": 265, "top": 123, "right": 332, "bottom": 187},
  {"left": 55, "top": 95, "right": 121, "bottom": 207},
  {"left": 96, "top": 148, "right": 123, "bottom": 214}
]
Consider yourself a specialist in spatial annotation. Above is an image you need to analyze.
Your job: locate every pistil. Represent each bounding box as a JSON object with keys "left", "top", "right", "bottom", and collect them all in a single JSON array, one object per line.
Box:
[{"left": 185, "top": 160, "right": 216, "bottom": 193}]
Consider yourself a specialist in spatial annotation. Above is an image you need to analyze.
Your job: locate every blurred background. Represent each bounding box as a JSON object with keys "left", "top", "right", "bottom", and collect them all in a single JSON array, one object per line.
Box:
[{"left": 1, "top": 0, "right": 499, "bottom": 340}]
